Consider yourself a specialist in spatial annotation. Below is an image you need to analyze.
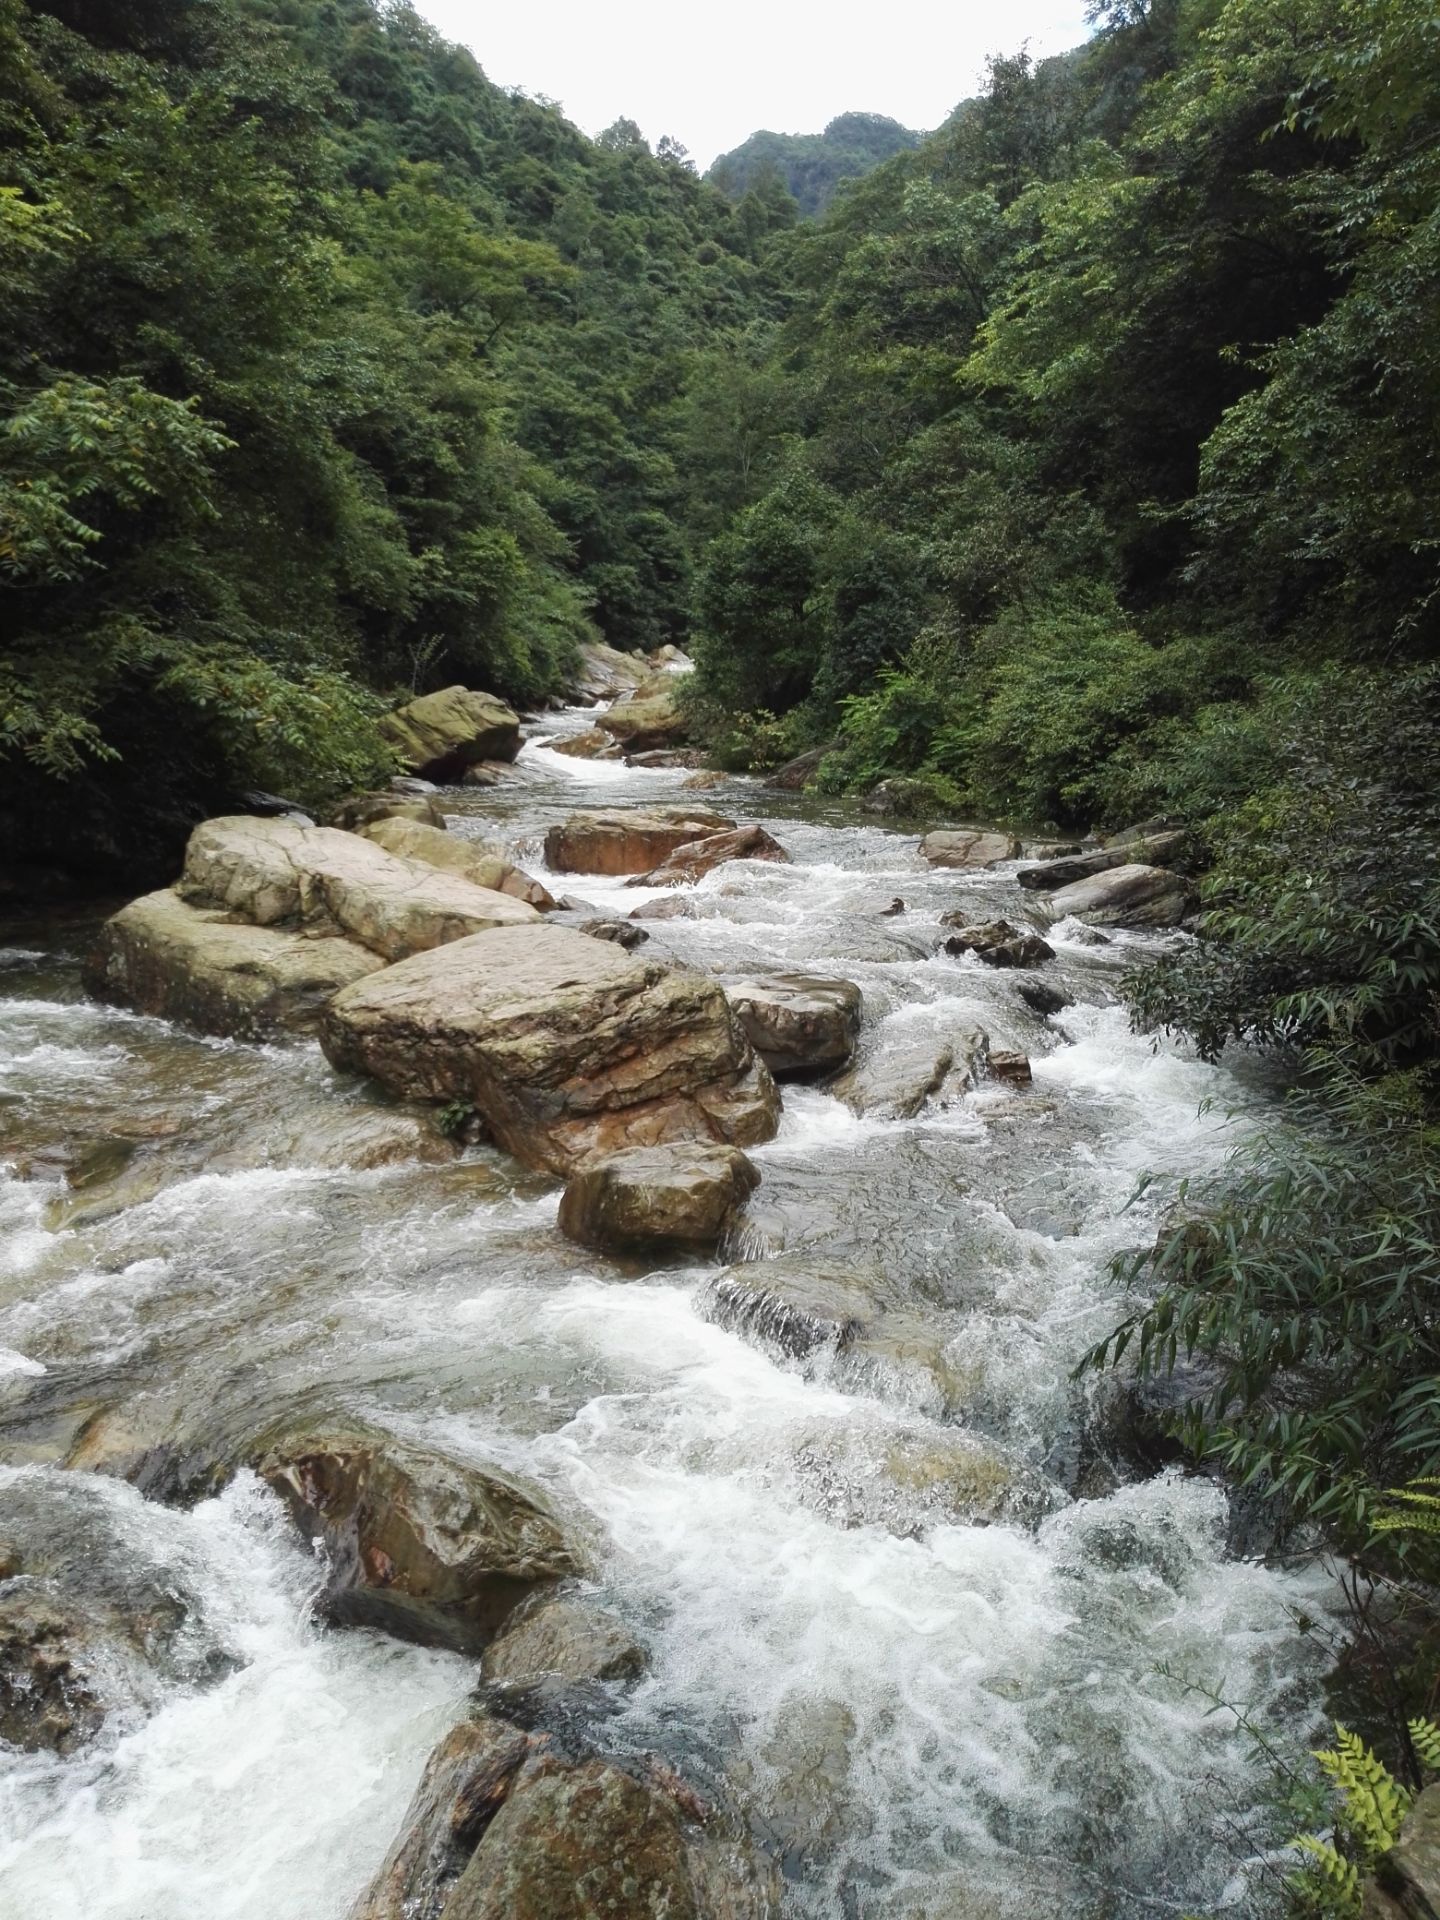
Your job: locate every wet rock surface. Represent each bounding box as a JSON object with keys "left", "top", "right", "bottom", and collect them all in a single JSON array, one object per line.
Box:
[
  {"left": 545, "top": 808, "right": 737, "bottom": 876},
  {"left": 830, "top": 1018, "right": 989, "bottom": 1119},
  {"left": 1033, "top": 863, "right": 1193, "bottom": 929},
  {"left": 480, "top": 1593, "right": 647, "bottom": 1688},
  {"left": 255, "top": 1421, "right": 583, "bottom": 1653},
  {"left": 940, "top": 917, "right": 1055, "bottom": 969},
  {"left": 557, "top": 1143, "right": 760, "bottom": 1251},
  {"left": 360, "top": 817, "right": 556, "bottom": 910},
  {"left": 722, "top": 973, "right": 862, "bottom": 1078},
  {"left": 631, "top": 824, "right": 790, "bottom": 887},
  {"left": 919, "top": 829, "right": 1021, "bottom": 868}
]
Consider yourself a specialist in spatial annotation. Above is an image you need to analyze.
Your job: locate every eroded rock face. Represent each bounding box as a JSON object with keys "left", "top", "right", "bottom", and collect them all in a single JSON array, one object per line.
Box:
[
  {"left": 379, "top": 686, "right": 521, "bottom": 780},
  {"left": 557, "top": 1143, "right": 760, "bottom": 1251},
  {"left": 544, "top": 809, "right": 736, "bottom": 877},
  {"left": 919, "top": 829, "right": 1021, "bottom": 869},
  {"left": 255, "top": 1422, "right": 582, "bottom": 1653},
  {"left": 360, "top": 817, "right": 556, "bottom": 911},
  {"left": 1016, "top": 831, "right": 1187, "bottom": 891},
  {"left": 84, "top": 890, "right": 384, "bottom": 1040},
  {"left": 1032, "top": 863, "right": 1192, "bottom": 929},
  {"left": 480, "top": 1593, "right": 647, "bottom": 1688},
  {"left": 940, "top": 917, "right": 1055, "bottom": 969},
  {"left": 320, "top": 924, "right": 780, "bottom": 1175},
  {"left": 830, "top": 1021, "right": 989, "bottom": 1119},
  {"left": 350, "top": 1708, "right": 778, "bottom": 1920},
  {"left": 180, "top": 816, "right": 541, "bottom": 962},
  {"left": 723, "top": 974, "right": 862, "bottom": 1078},
  {"left": 630, "top": 825, "right": 790, "bottom": 887}
]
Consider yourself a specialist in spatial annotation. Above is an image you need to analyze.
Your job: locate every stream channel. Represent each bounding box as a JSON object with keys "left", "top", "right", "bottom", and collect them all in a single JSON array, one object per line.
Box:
[{"left": 0, "top": 703, "right": 1337, "bottom": 1918}]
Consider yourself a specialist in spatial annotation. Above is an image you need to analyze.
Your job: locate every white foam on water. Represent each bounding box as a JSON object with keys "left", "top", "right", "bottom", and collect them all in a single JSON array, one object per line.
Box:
[{"left": 0, "top": 1472, "right": 470, "bottom": 1920}]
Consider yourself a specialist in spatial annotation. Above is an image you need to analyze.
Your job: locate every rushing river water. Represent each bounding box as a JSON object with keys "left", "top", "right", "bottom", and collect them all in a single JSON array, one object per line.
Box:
[{"left": 0, "top": 706, "right": 1336, "bottom": 1920}]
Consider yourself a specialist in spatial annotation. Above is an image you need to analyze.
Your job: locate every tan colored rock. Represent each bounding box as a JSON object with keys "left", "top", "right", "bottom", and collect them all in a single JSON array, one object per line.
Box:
[
  {"left": 256, "top": 1421, "right": 582, "bottom": 1653},
  {"left": 570, "top": 641, "right": 651, "bottom": 703},
  {"left": 481, "top": 1593, "right": 647, "bottom": 1687},
  {"left": 557, "top": 1143, "right": 759, "bottom": 1251},
  {"left": 320, "top": 924, "right": 780, "bottom": 1175},
  {"left": 723, "top": 974, "right": 862, "bottom": 1078},
  {"left": 329, "top": 791, "right": 445, "bottom": 832},
  {"left": 549, "top": 728, "right": 622, "bottom": 761},
  {"left": 630, "top": 825, "right": 790, "bottom": 887},
  {"left": 1032, "top": 863, "right": 1193, "bottom": 928},
  {"left": 84, "top": 890, "right": 384, "bottom": 1040},
  {"left": 544, "top": 808, "right": 736, "bottom": 877},
  {"left": 595, "top": 679, "right": 687, "bottom": 753},
  {"left": 359, "top": 816, "right": 555, "bottom": 910},
  {"left": 180, "top": 815, "right": 539, "bottom": 961},
  {"left": 918, "top": 828, "right": 1021, "bottom": 868},
  {"left": 378, "top": 685, "right": 520, "bottom": 779},
  {"left": 682, "top": 768, "right": 727, "bottom": 791}
]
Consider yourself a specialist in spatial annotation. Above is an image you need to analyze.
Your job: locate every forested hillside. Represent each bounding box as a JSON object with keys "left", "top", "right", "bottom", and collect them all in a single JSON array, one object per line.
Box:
[
  {"left": 706, "top": 112, "right": 920, "bottom": 217},
  {"left": 0, "top": 0, "right": 794, "bottom": 874}
]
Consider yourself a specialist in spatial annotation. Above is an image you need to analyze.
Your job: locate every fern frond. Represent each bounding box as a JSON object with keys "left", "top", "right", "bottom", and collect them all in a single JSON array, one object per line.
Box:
[
  {"left": 1291, "top": 1835, "right": 1363, "bottom": 1917},
  {"left": 1410, "top": 1716, "right": 1440, "bottom": 1775},
  {"left": 1313, "top": 1725, "right": 1411, "bottom": 1856}
]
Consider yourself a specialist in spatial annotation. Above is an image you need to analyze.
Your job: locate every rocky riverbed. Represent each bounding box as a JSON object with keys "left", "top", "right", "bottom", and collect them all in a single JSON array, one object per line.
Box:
[{"left": 0, "top": 687, "right": 1338, "bottom": 1919}]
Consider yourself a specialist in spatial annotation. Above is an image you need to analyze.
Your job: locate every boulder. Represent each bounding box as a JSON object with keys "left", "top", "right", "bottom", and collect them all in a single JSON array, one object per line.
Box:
[
  {"left": 723, "top": 974, "right": 862, "bottom": 1078},
  {"left": 180, "top": 816, "right": 540, "bottom": 962},
  {"left": 570, "top": 641, "right": 651, "bottom": 704},
  {"left": 359, "top": 817, "right": 556, "bottom": 911},
  {"left": 459, "top": 761, "right": 517, "bottom": 789},
  {"left": 557, "top": 1144, "right": 759, "bottom": 1252},
  {"left": 645, "top": 644, "right": 693, "bottom": 671},
  {"left": 481, "top": 1594, "right": 647, "bottom": 1688},
  {"left": 350, "top": 1710, "right": 777, "bottom": 1920},
  {"left": 330, "top": 791, "right": 446, "bottom": 832},
  {"left": 940, "top": 917, "right": 1055, "bottom": 969},
  {"left": 630, "top": 825, "right": 790, "bottom": 887},
  {"left": 256, "top": 1422, "right": 582, "bottom": 1653},
  {"left": 1017, "top": 979, "right": 1074, "bottom": 1018},
  {"left": 988, "top": 1050, "right": 1033, "bottom": 1086},
  {"left": 544, "top": 808, "right": 736, "bottom": 877},
  {"left": 320, "top": 924, "right": 780, "bottom": 1175},
  {"left": 764, "top": 746, "right": 828, "bottom": 792},
  {"left": 594, "top": 674, "right": 688, "bottom": 755},
  {"left": 919, "top": 828, "right": 1021, "bottom": 868},
  {"left": 1016, "top": 830, "right": 1188, "bottom": 891},
  {"left": 682, "top": 769, "right": 727, "bottom": 791},
  {"left": 625, "top": 748, "right": 705, "bottom": 769},
  {"left": 1032, "top": 863, "right": 1193, "bottom": 929},
  {"left": 830, "top": 1022, "right": 989, "bottom": 1119},
  {"left": 379, "top": 686, "right": 521, "bottom": 780},
  {"left": 85, "top": 890, "right": 384, "bottom": 1040},
  {"left": 550, "top": 728, "right": 622, "bottom": 762},
  {"left": 629, "top": 897, "right": 695, "bottom": 922}
]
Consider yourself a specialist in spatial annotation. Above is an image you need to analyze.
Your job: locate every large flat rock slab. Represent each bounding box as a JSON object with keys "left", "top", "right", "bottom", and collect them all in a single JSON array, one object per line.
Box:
[
  {"left": 320, "top": 924, "right": 780, "bottom": 1174},
  {"left": 181, "top": 815, "right": 539, "bottom": 961},
  {"left": 630, "top": 825, "right": 789, "bottom": 887},
  {"left": 1032, "top": 863, "right": 1192, "bottom": 928},
  {"left": 919, "top": 828, "right": 1020, "bottom": 868},
  {"left": 1017, "top": 830, "right": 1187, "bottom": 891},
  {"left": 84, "top": 889, "right": 384, "bottom": 1040},
  {"left": 543, "top": 808, "right": 736, "bottom": 876},
  {"left": 360, "top": 816, "right": 555, "bottom": 910},
  {"left": 378, "top": 685, "right": 520, "bottom": 779}
]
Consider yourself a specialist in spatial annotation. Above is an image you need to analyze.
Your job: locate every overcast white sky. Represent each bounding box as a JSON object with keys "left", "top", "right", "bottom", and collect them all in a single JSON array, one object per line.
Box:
[{"left": 414, "top": 2, "right": 1094, "bottom": 172}]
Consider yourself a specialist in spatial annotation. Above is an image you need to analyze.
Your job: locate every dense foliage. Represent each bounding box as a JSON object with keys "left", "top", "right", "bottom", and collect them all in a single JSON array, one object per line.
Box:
[
  {"left": 707, "top": 112, "right": 920, "bottom": 217},
  {"left": 0, "top": 0, "right": 785, "bottom": 874}
]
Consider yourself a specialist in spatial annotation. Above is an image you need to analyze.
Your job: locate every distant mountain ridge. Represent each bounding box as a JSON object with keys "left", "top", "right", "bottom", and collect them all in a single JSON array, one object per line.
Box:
[{"left": 706, "top": 112, "right": 922, "bottom": 217}]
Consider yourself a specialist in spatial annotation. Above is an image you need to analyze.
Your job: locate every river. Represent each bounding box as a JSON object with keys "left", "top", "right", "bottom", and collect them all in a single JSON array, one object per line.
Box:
[{"left": 0, "top": 706, "right": 1336, "bottom": 1919}]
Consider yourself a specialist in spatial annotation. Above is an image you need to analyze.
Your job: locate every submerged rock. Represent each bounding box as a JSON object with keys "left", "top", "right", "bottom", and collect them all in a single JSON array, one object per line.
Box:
[
  {"left": 1033, "top": 863, "right": 1193, "bottom": 929},
  {"left": 1016, "top": 979, "right": 1074, "bottom": 1017},
  {"left": 682, "top": 768, "right": 727, "bottom": 791},
  {"left": 85, "top": 890, "right": 384, "bottom": 1040},
  {"left": 557, "top": 1143, "right": 760, "bottom": 1252},
  {"left": 830, "top": 1022, "right": 989, "bottom": 1119},
  {"left": 256, "top": 1421, "right": 582, "bottom": 1653},
  {"left": 988, "top": 1050, "right": 1033, "bottom": 1086},
  {"left": 630, "top": 825, "right": 790, "bottom": 887},
  {"left": 919, "top": 829, "right": 1020, "bottom": 869},
  {"left": 379, "top": 685, "right": 521, "bottom": 780},
  {"left": 544, "top": 808, "right": 736, "bottom": 877},
  {"left": 722, "top": 974, "right": 862, "bottom": 1079},
  {"left": 359, "top": 817, "right": 555, "bottom": 910},
  {"left": 320, "top": 923, "right": 780, "bottom": 1175}
]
